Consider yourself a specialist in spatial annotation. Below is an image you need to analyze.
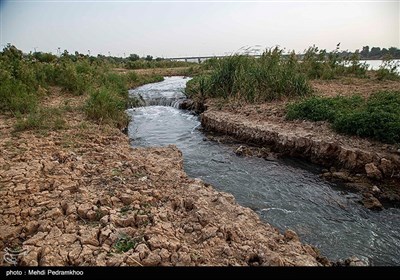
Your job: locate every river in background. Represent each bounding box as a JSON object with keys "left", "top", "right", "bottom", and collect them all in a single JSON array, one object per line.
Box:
[
  {"left": 127, "top": 76, "right": 400, "bottom": 265},
  {"left": 183, "top": 58, "right": 400, "bottom": 73},
  {"left": 361, "top": 59, "right": 400, "bottom": 71}
]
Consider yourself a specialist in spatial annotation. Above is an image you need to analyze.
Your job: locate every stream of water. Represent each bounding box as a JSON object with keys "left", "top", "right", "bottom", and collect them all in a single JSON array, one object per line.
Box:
[{"left": 127, "top": 76, "right": 400, "bottom": 265}]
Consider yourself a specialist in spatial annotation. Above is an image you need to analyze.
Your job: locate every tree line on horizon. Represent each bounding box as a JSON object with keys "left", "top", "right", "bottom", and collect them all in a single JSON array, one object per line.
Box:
[
  {"left": 5, "top": 44, "right": 400, "bottom": 65},
  {"left": 298, "top": 45, "right": 400, "bottom": 60},
  {"left": 357, "top": 46, "right": 400, "bottom": 60}
]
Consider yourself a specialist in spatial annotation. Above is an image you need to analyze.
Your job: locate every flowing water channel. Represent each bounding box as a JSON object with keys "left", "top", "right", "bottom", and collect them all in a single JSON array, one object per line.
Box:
[{"left": 127, "top": 76, "right": 400, "bottom": 266}]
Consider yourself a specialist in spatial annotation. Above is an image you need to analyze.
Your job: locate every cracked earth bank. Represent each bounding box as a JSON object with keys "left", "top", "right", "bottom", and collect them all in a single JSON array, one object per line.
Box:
[{"left": 0, "top": 107, "right": 325, "bottom": 266}]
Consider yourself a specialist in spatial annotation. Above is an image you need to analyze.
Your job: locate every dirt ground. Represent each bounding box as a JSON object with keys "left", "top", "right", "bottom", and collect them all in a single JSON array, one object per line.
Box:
[
  {"left": 0, "top": 87, "right": 325, "bottom": 266},
  {"left": 311, "top": 77, "right": 400, "bottom": 98}
]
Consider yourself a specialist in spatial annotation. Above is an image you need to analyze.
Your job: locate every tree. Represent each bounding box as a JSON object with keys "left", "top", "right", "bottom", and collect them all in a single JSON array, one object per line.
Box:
[
  {"left": 145, "top": 55, "right": 153, "bottom": 61},
  {"left": 370, "top": 47, "right": 381, "bottom": 58},
  {"left": 32, "top": 52, "right": 57, "bottom": 63},
  {"left": 128, "top": 54, "right": 140, "bottom": 61},
  {"left": 1, "top": 44, "right": 23, "bottom": 60},
  {"left": 388, "top": 47, "right": 400, "bottom": 58},
  {"left": 360, "top": 46, "right": 370, "bottom": 58}
]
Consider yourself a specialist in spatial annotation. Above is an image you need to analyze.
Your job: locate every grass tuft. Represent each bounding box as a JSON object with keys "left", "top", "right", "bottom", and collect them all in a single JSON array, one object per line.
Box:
[
  {"left": 14, "top": 107, "right": 66, "bottom": 131},
  {"left": 113, "top": 235, "right": 144, "bottom": 253},
  {"left": 84, "top": 87, "right": 128, "bottom": 129}
]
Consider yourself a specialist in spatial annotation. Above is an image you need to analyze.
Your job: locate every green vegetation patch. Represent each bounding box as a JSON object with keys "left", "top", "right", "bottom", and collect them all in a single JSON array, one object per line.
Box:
[
  {"left": 85, "top": 87, "right": 128, "bottom": 129},
  {"left": 376, "top": 60, "right": 400, "bottom": 81},
  {"left": 125, "top": 58, "right": 193, "bottom": 69},
  {"left": 0, "top": 44, "right": 166, "bottom": 131},
  {"left": 187, "top": 48, "right": 312, "bottom": 102},
  {"left": 14, "top": 107, "right": 66, "bottom": 131},
  {"left": 300, "top": 46, "right": 369, "bottom": 79},
  {"left": 286, "top": 91, "right": 400, "bottom": 144},
  {"left": 286, "top": 95, "right": 365, "bottom": 122}
]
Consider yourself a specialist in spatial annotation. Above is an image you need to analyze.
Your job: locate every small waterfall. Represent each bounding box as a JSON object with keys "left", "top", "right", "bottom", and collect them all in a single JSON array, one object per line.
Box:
[
  {"left": 128, "top": 76, "right": 192, "bottom": 109},
  {"left": 143, "top": 97, "right": 186, "bottom": 108}
]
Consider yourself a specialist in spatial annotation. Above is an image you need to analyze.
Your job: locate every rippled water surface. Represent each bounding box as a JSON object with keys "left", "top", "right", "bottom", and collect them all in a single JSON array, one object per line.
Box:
[{"left": 127, "top": 76, "right": 400, "bottom": 265}]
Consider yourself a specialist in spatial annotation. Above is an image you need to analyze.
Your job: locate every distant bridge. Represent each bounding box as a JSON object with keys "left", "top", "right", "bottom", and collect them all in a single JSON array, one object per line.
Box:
[
  {"left": 166, "top": 54, "right": 262, "bottom": 63},
  {"left": 165, "top": 53, "right": 306, "bottom": 63}
]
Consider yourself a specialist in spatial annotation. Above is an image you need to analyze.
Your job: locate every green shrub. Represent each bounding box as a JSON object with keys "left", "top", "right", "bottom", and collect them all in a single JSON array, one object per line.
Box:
[
  {"left": 75, "top": 60, "right": 92, "bottom": 74},
  {"left": 286, "top": 95, "right": 364, "bottom": 122},
  {"left": 32, "top": 52, "right": 57, "bottom": 63},
  {"left": 0, "top": 45, "right": 167, "bottom": 129},
  {"left": 126, "top": 71, "right": 138, "bottom": 84},
  {"left": 85, "top": 87, "right": 128, "bottom": 128},
  {"left": 301, "top": 46, "right": 368, "bottom": 80},
  {"left": 202, "top": 57, "right": 219, "bottom": 70},
  {"left": 185, "top": 75, "right": 210, "bottom": 99},
  {"left": 100, "top": 72, "right": 127, "bottom": 97},
  {"left": 56, "top": 62, "right": 91, "bottom": 95},
  {"left": 376, "top": 59, "right": 400, "bottom": 81},
  {"left": 345, "top": 53, "right": 368, "bottom": 77},
  {"left": 17, "top": 62, "right": 40, "bottom": 91},
  {"left": 0, "top": 72, "right": 38, "bottom": 115},
  {"left": 333, "top": 109, "right": 400, "bottom": 144},
  {"left": 286, "top": 91, "right": 400, "bottom": 144},
  {"left": 334, "top": 91, "right": 400, "bottom": 143}
]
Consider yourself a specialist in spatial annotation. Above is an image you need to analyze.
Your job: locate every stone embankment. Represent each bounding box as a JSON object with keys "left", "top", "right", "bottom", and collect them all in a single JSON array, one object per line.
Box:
[{"left": 0, "top": 111, "right": 324, "bottom": 266}]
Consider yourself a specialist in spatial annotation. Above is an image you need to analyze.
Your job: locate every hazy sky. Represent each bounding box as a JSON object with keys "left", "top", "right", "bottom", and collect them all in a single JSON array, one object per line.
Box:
[{"left": 1, "top": 0, "right": 399, "bottom": 57}]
